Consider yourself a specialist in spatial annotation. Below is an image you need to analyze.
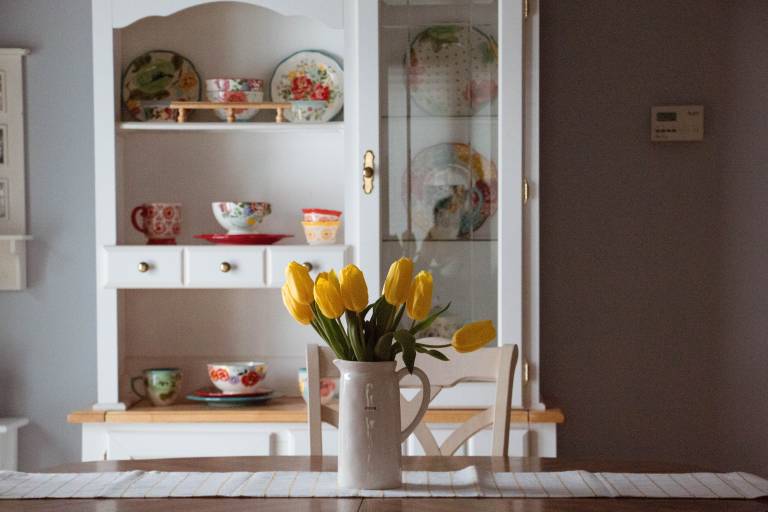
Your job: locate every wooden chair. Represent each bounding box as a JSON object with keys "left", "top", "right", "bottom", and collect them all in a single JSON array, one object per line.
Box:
[{"left": 305, "top": 340, "right": 519, "bottom": 456}]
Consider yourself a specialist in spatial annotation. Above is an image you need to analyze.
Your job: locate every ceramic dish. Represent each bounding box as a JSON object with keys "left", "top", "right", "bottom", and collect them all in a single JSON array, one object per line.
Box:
[
  {"left": 186, "top": 391, "right": 281, "bottom": 407},
  {"left": 206, "top": 78, "right": 263, "bottom": 91},
  {"left": 297, "top": 367, "right": 339, "bottom": 405},
  {"left": 192, "top": 386, "right": 273, "bottom": 398},
  {"left": 270, "top": 50, "right": 343, "bottom": 122},
  {"left": 194, "top": 233, "right": 292, "bottom": 245},
  {"left": 122, "top": 50, "right": 201, "bottom": 121},
  {"left": 407, "top": 25, "right": 498, "bottom": 116},
  {"left": 208, "top": 361, "right": 267, "bottom": 394},
  {"left": 408, "top": 143, "right": 497, "bottom": 240},
  {"left": 206, "top": 90, "right": 265, "bottom": 121},
  {"left": 212, "top": 202, "right": 271, "bottom": 234},
  {"left": 301, "top": 221, "right": 340, "bottom": 245},
  {"left": 302, "top": 208, "right": 342, "bottom": 222}
]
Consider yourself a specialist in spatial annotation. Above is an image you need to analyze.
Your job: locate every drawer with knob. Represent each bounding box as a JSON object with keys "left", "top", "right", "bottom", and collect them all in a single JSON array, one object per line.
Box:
[
  {"left": 103, "top": 247, "right": 183, "bottom": 288},
  {"left": 185, "top": 247, "right": 265, "bottom": 288},
  {"left": 266, "top": 245, "right": 349, "bottom": 287}
]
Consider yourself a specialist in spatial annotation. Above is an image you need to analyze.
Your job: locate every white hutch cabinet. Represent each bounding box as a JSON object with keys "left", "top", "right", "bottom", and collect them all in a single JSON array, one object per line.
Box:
[{"left": 72, "top": 0, "right": 561, "bottom": 461}]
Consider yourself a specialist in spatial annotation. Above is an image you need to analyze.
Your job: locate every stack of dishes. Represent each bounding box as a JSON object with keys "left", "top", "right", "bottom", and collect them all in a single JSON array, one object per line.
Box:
[
  {"left": 187, "top": 362, "right": 280, "bottom": 407},
  {"left": 301, "top": 208, "right": 341, "bottom": 245},
  {"left": 205, "top": 78, "right": 264, "bottom": 121}
]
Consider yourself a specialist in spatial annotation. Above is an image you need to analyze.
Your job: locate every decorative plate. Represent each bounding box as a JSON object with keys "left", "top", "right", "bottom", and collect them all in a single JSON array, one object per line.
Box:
[
  {"left": 408, "top": 143, "right": 497, "bottom": 240},
  {"left": 186, "top": 391, "right": 281, "bottom": 407},
  {"left": 192, "top": 387, "right": 273, "bottom": 398},
  {"left": 270, "top": 50, "right": 343, "bottom": 122},
  {"left": 407, "top": 25, "right": 498, "bottom": 116},
  {"left": 122, "top": 50, "right": 201, "bottom": 121},
  {"left": 194, "top": 234, "right": 293, "bottom": 245}
]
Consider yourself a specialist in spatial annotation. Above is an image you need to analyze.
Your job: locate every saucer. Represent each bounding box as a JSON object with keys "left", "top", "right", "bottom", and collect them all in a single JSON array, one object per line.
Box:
[
  {"left": 194, "top": 234, "right": 293, "bottom": 245},
  {"left": 192, "top": 387, "right": 273, "bottom": 398},
  {"left": 186, "top": 390, "right": 281, "bottom": 407}
]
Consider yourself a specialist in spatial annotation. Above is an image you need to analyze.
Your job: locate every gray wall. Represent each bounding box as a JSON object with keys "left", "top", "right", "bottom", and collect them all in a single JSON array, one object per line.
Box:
[
  {"left": 0, "top": 0, "right": 766, "bottom": 474},
  {"left": 541, "top": 0, "right": 768, "bottom": 475},
  {"left": 0, "top": 0, "right": 95, "bottom": 470}
]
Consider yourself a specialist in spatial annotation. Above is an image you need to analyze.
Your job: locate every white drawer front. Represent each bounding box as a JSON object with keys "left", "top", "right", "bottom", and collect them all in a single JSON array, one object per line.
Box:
[
  {"left": 103, "top": 247, "right": 183, "bottom": 288},
  {"left": 267, "top": 245, "right": 348, "bottom": 286},
  {"left": 186, "top": 247, "right": 265, "bottom": 288}
]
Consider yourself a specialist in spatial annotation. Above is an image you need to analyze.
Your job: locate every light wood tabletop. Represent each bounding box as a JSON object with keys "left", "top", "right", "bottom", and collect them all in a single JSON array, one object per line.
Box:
[{"left": 3, "top": 456, "right": 765, "bottom": 511}]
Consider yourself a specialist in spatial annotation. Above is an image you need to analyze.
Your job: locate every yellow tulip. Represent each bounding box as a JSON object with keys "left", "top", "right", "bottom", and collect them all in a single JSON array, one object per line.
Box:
[
  {"left": 452, "top": 320, "right": 497, "bottom": 353},
  {"left": 406, "top": 271, "right": 433, "bottom": 321},
  {"left": 281, "top": 284, "right": 313, "bottom": 325},
  {"left": 314, "top": 272, "right": 345, "bottom": 319},
  {"left": 339, "top": 264, "right": 369, "bottom": 313},
  {"left": 285, "top": 261, "right": 314, "bottom": 305},
  {"left": 328, "top": 269, "right": 341, "bottom": 292},
  {"left": 382, "top": 257, "right": 413, "bottom": 306}
]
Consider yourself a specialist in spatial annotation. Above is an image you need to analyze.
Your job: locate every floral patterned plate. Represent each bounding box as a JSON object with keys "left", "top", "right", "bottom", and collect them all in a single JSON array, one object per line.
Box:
[
  {"left": 407, "top": 25, "right": 498, "bottom": 116},
  {"left": 408, "top": 143, "right": 497, "bottom": 240},
  {"left": 270, "top": 50, "right": 343, "bottom": 122},
  {"left": 186, "top": 391, "right": 281, "bottom": 407},
  {"left": 122, "top": 50, "right": 201, "bottom": 121}
]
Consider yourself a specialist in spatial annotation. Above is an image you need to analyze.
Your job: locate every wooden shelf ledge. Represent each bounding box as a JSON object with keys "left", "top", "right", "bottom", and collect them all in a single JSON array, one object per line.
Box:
[{"left": 68, "top": 397, "right": 564, "bottom": 425}]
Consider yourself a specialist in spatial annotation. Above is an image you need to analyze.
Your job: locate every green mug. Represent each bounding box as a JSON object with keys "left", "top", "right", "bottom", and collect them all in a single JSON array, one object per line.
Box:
[{"left": 131, "top": 368, "right": 182, "bottom": 406}]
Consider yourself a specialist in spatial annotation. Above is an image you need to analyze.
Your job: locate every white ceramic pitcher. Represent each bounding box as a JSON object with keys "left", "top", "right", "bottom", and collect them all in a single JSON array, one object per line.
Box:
[{"left": 334, "top": 360, "right": 431, "bottom": 490}]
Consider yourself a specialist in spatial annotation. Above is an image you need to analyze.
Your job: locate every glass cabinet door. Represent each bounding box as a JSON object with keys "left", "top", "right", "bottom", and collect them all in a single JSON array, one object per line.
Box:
[
  {"left": 349, "top": 0, "right": 526, "bottom": 406},
  {"left": 380, "top": 0, "right": 502, "bottom": 338}
]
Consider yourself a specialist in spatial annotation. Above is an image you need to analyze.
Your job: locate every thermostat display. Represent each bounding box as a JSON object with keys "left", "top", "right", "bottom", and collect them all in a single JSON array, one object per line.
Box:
[{"left": 651, "top": 105, "right": 704, "bottom": 141}]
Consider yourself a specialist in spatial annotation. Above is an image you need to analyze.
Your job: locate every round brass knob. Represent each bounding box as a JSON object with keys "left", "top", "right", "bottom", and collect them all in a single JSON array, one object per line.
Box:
[
  {"left": 219, "top": 262, "right": 232, "bottom": 273},
  {"left": 302, "top": 261, "right": 313, "bottom": 272},
  {"left": 137, "top": 262, "right": 150, "bottom": 273}
]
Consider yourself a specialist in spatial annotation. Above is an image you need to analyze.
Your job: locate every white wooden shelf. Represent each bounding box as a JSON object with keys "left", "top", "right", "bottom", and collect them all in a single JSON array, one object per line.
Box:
[{"left": 117, "top": 121, "right": 344, "bottom": 134}]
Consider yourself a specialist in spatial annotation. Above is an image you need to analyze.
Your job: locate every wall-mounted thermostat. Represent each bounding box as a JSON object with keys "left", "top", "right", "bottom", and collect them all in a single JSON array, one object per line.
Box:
[{"left": 651, "top": 105, "right": 704, "bottom": 142}]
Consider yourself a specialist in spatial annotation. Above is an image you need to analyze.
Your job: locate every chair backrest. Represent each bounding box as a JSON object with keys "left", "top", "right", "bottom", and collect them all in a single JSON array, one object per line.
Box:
[{"left": 305, "top": 339, "right": 519, "bottom": 456}]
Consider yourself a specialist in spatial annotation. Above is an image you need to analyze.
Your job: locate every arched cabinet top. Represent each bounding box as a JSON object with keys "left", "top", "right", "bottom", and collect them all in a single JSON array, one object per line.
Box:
[{"left": 112, "top": 0, "right": 344, "bottom": 30}]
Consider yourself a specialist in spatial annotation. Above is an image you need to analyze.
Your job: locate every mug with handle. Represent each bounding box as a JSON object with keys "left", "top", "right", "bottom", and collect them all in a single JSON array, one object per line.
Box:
[
  {"left": 131, "top": 203, "right": 181, "bottom": 245},
  {"left": 131, "top": 368, "right": 182, "bottom": 406}
]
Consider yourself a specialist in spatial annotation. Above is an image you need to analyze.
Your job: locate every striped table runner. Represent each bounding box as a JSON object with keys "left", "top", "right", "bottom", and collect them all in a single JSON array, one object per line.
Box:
[{"left": 1, "top": 468, "right": 766, "bottom": 499}]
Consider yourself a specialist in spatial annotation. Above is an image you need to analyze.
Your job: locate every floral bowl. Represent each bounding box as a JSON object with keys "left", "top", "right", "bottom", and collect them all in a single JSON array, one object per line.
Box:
[
  {"left": 290, "top": 100, "right": 327, "bottom": 122},
  {"left": 301, "top": 220, "right": 340, "bottom": 245},
  {"left": 302, "top": 208, "right": 342, "bottom": 222},
  {"left": 206, "top": 90, "right": 264, "bottom": 121},
  {"left": 206, "top": 78, "right": 264, "bottom": 92},
  {"left": 212, "top": 202, "right": 271, "bottom": 235},
  {"left": 297, "top": 367, "right": 339, "bottom": 405},
  {"left": 208, "top": 362, "right": 268, "bottom": 394}
]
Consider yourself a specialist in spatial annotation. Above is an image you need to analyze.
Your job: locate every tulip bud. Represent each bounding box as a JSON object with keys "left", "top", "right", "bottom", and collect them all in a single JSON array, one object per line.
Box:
[
  {"left": 314, "top": 272, "right": 345, "bottom": 319},
  {"left": 285, "top": 261, "right": 314, "bottom": 305},
  {"left": 382, "top": 257, "right": 413, "bottom": 306},
  {"left": 339, "top": 264, "right": 369, "bottom": 313},
  {"left": 451, "top": 320, "right": 497, "bottom": 353},
  {"left": 406, "top": 271, "right": 433, "bottom": 321},
  {"left": 281, "top": 284, "right": 313, "bottom": 325}
]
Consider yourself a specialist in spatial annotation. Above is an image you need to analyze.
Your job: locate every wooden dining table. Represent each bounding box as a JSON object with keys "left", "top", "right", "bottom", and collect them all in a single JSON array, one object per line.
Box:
[{"left": 2, "top": 456, "right": 766, "bottom": 511}]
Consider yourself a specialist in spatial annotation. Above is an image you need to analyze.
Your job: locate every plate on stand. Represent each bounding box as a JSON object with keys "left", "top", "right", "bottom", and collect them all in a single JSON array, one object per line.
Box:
[
  {"left": 270, "top": 50, "right": 343, "bottom": 122},
  {"left": 194, "top": 234, "right": 293, "bottom": 245}
]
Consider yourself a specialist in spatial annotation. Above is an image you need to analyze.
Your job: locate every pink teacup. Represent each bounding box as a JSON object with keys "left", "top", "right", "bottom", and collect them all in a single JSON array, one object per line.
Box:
[{"left": 131, "top": 203, "right": 182, "bottom": 245}]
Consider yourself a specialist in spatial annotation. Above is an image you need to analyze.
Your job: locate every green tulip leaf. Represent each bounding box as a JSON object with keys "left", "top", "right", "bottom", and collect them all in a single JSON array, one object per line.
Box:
[{"left": 410, "top": 302, "right": 451, "bottom": 335}]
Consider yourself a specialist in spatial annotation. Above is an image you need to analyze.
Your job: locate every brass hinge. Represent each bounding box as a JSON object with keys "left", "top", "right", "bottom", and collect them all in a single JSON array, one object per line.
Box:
[
  {"left": 524, "top": 0, "right": 529, "bottom": 20},
  {"left": 523, "top": 360, "right": 530, "bottom": 385},
  {"left": 523, "top": 176, "right": 530, "bottom": 205}
]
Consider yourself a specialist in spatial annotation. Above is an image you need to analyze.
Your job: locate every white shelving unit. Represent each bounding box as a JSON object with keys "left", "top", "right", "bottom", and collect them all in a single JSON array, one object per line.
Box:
[{"left": 79, "top": 0, "right": 556, "bottom": 462}]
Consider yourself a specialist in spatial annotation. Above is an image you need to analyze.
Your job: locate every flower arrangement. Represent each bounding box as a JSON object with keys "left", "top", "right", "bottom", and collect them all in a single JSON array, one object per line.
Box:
[{"left": 281, "top": 257, "right": 496, "bottom": 372}]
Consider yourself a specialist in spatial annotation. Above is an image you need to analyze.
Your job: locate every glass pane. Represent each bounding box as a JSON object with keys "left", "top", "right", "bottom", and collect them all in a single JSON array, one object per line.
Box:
[{"left": 380, "top": 0, "right": 498, "bottom": 340}]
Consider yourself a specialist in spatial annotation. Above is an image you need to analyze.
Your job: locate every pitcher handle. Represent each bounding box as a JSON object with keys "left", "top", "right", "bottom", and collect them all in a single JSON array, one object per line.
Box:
[
  {"left": 130, "top": 206, "right": 147, "bottom": 235},
  {"left": 397, "top": 366, "right": 431, "bottom": 442}
]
